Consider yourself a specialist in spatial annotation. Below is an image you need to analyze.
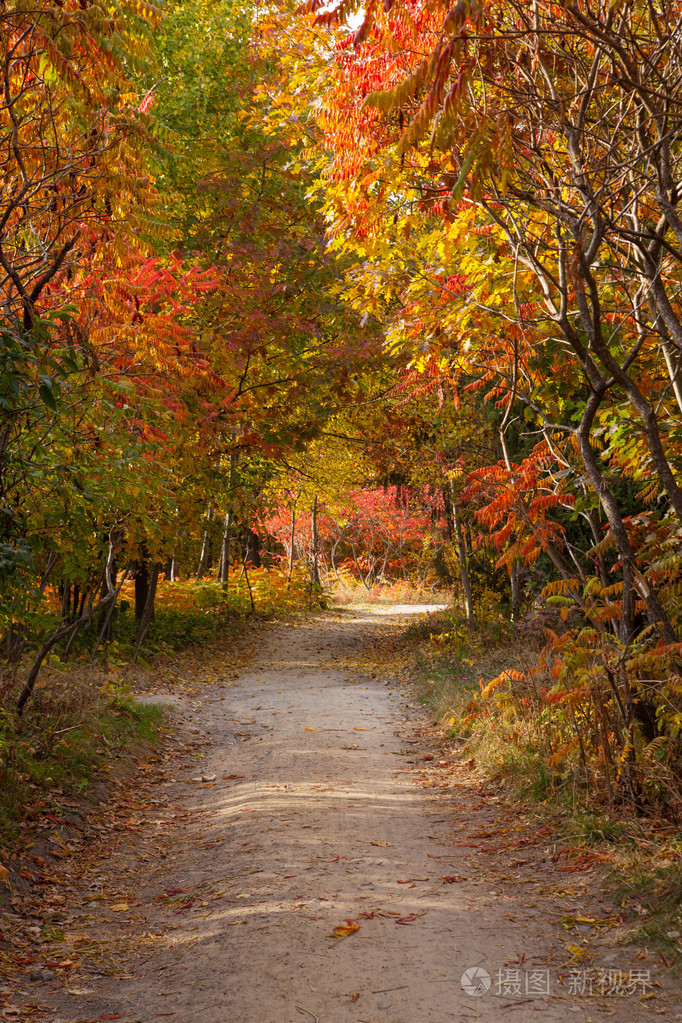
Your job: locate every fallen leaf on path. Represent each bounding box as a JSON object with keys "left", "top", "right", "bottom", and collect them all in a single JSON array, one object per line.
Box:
[
  {"left": 563, "top": 942, "right": 590, "bottom": 961},
  {"left": 190, "top": 774, "right": 216, "bottom": 783},
  {"left": 370, "top": 841, "right": 390, "bottom": 847},
  {"left": 222, "top": 774, "right": 244, "bottom": 781},
  {"left": 110, "top": 903, "right": 129, "bottom": 912},
  {"left": 66, "top": 987, "right": 94, "bottom": 995},
  {"left": 558, "top": 914, "right": 620, "bottom": 931},
  {"left": 330, "top": 919, "right": 360, "bottom": 940},
  {"left": 304, "top": 727, "right": 316, "bottom": 732},
  {"left": 395, "top": 911, "right": 427, "bottom": 925},
  {"left": 442, "top": 875, "right": 467, "bottom": 883},
  {"left": 0, "top": 863, "right": 9, "bottom": 887}
]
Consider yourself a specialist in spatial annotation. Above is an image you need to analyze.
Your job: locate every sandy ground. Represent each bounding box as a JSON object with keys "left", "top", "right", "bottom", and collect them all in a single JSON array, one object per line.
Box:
[{"left": 21, "top": 607, "right": 681, "bottom": 1023}]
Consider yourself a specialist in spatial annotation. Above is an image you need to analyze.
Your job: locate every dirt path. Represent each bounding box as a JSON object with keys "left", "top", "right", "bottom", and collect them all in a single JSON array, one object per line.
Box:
[{"left": 11, "top": 608, "right": 680, "bottom": 1022}]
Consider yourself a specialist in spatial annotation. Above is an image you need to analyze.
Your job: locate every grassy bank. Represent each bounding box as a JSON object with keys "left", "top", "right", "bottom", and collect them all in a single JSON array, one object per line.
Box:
[{"left": 0, "top": 678, "right": 165, "bottom": 840}]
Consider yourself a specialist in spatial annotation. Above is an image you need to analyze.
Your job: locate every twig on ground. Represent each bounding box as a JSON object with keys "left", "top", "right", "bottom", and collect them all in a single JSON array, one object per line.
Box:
[{"left": 295, "top": 1006, "right": 319, "bottom": 1023}]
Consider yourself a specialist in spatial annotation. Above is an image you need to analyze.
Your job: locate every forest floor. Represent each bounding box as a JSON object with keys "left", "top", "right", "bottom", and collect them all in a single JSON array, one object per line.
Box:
[{"left": 2, "top": 606, "right": 681, "bottom": 1023}]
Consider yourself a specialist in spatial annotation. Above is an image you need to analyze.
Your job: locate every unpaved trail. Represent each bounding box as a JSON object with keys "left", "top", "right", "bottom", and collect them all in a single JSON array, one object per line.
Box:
[{"left": 25, "top": 608, "right": 680, "bottom": 1022}]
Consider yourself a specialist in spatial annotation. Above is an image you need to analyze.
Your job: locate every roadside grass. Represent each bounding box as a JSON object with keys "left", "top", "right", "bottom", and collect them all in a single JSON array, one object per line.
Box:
[
  {"left": 403, "top": 602, "right": 532, "bottom": 740},
  {"left": 404, "top": 604, "right": 682, "bottom": 958},
  {"left": 561, "top": 810, "right": 682, "bottom": 955},
  {"left": 0, "top": 679, "right": 165, "bottom": 839},
  {"left": 614, "top": 859, "right": 682, "bottom": 955}
]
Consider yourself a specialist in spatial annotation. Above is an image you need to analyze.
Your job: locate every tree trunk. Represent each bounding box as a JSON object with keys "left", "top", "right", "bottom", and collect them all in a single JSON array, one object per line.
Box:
[
  {"left": 219, "top": 510, "right": 233, "bottom": 585},
  {"left": 310, "top": 495, "right": 320, "bottom": 588},
  {"left": 134, "top": 559, "right": 150, "bottom": 621},
  {"left": 452, "top": 499, "right": 475, "bottom": 631},
  {"left": 287, "top": 488, "right": 302, "bottom": 585},
  {"left": 90, "top": 565, "right": 132, "bottom": 662},
  {"left": 241, "top": 546, "right": 256, "bottom": 613},
  {"left": 60, "top": 581, "right": 70, "bottom": 621},
  {"left": 661, "top": 339, "right": 682, "bottom": 415},
  {"left": 244, "top": 528, "right": 261, "bottom": 569},
  {"left": 135, "top": 562, "right": 161, "bottom": 656},
  {"left": 164, "top": 556, "right": 178, "bottom": 582},
  {"left": 220, "top": 449, "right": 238, "bottom": 586},
  {"left": 196, "top": 505, "right": 214, "bottom": 580},
  {"left": 499, "top": 418, "right": 522, "bottom": 624}
]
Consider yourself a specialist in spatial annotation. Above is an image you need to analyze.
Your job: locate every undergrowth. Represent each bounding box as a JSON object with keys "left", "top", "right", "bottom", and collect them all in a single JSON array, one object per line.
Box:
[
  {"left": 330, "top": 571, "right": 452, "bottom": 606},
  {"left": 406, "top": 601, "right": 682, "bottom": 957},
  {"left": 45, "top": 569, "right": 318, "bottom": 665}
]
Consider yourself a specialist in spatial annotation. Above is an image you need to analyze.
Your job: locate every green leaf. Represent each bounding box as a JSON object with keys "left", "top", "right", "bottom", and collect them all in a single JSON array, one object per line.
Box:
[{"left": 39, "top": 384, "right": 57, "bottom": 411}]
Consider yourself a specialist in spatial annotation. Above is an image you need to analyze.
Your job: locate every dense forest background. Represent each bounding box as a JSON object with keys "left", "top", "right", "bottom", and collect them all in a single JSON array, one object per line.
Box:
[{"left": 3, "top": 0, "right": 682, "bottom": 817}]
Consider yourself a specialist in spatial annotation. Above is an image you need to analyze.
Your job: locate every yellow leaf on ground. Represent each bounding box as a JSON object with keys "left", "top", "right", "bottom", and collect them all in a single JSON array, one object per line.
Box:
[
  {"left": 111, "top": 903, "right": 129, "bottom": 912},
  {"left": 331, "top": 920, "right": 360, "bottom": 940},
  {"left": 564, "top": 942, "right": 589, "bottom": 961}
]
